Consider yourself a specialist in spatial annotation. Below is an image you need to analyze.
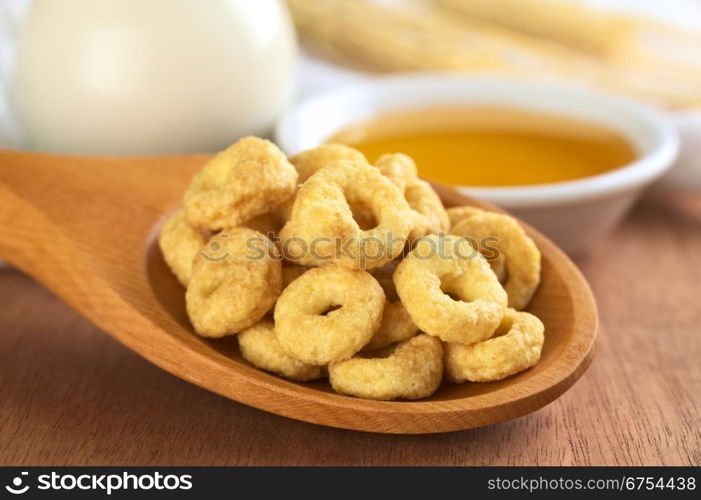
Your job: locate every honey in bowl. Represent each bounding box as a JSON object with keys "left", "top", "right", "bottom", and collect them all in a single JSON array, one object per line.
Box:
[{"left": 330, "top": 106, "right": 637, "bottom": 186}]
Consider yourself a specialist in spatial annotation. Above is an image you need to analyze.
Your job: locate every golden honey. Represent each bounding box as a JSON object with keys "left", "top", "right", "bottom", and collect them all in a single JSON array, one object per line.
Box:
[{"left": 330, "top": 106, "right": 637, "bottom": 186}]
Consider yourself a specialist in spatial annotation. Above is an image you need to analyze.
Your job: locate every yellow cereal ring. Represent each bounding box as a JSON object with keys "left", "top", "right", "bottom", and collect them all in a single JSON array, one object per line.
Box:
[
  {"left": 374, "top": 153, "right": 418, "bottom": 193},
  {"left": 291, "top": 144, "right": 411, "bottom": 189},
  {"left": 488, "top": 255, "right": 508, "bottom": 284},
  {"left": 186, "top": 228, "right": 282, "bottom": 337},
  {"left": 451, "top": 208, "right": 541, "bottom": 310},
  {"left": 444, "top": 309, "right": 545, "bottom": 382},
  {"left": 405, "top": 179, "right": 450, "bottom": 240},
  {"left": 281, "top": 145, "right": 365, "bottom": 225},
  {"left": 329, "top": 335, "right": 443, "bottom": 400},
  {"left": 280, "top": 148, "right": 413, "bottom": 226},
  {"left": 238, "top": 319, "right": 322, "bottom": 381},
  {"left": 158, "top": 208, "right": 206, "bottom": 286},
  {"left": 394, "top": 234, "right": 507, "bottom": 344},
  {"left": 447, "top": 206, "right": 508, "bottom": 282},
  {"left": 279, "top": 160, "right": 414, "bottom": 269},
  {"left": 280, "top": 148, "right": 411, "bottom": 225},
  {"left": 290, "top": 143, "right": 367, "bottom": 183},
  {"left": 363, "top": 301, "right": 419, "bottom": 352},
  {"left": 274, "top": 266, "right": 385, "bottom": 365},
  {"left": 275, "top": 266, "right": 309, "bottom": 309},
  {"left": 446, "top": 206, "right": 483, "bottom": 229},
  {"left": 184, "top": 137, "right": 298, "bottom": 230}
]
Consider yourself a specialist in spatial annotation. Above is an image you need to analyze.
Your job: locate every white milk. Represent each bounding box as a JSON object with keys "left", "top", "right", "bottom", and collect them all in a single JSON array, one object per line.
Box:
[{"left": 13, "top": 0, "right": 297, "bottom": 154}]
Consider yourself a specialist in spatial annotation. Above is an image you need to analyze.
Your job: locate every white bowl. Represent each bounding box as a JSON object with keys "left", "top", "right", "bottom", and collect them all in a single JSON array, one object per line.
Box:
[
  {"left": 658, "top": 110, "right": 701, "bottom": 193},
  {"left": 275, "top": 75, "right": 679, "bottom": 256}
]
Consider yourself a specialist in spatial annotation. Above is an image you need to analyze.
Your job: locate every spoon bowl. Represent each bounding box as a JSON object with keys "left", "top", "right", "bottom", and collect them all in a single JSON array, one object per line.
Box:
[{"left": 0, "top": 150, "right": 597, "bottom": 434}]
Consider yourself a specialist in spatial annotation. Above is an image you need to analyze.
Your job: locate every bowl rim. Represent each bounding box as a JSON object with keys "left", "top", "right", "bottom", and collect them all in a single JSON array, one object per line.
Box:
[{"left": 275, "top": 74, "right": 680, "bottom": 208}]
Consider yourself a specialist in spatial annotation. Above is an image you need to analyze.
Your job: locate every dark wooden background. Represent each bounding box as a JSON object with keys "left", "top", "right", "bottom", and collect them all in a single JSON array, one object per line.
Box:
[{"left": 1, "top": 195, "right": 699, "bottom": 465}]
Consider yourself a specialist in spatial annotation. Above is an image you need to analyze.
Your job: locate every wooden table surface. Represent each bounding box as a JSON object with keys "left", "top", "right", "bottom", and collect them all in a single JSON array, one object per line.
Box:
[{"left": 1, "top": 195, "right": 699, "bottom": 466}]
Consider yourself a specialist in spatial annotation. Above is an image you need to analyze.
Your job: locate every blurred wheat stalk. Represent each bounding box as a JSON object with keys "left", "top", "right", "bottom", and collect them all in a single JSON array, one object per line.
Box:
[{"left": 286, "top": 0, "right": 701, "bottom": 109}]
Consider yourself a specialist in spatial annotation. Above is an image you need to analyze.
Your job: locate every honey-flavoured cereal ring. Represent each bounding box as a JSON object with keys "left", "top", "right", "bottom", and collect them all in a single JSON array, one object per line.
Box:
[
  {"left": 274, "top": 265, "right": 385, "bottom": 365},
  {"left": 275, "top": 266, "right": 309, "bottom": 307},
  {"left": 184, "top": 137, "right": 298, "bottom": 230},
  {"left": 447, "top": 206, "right": 508, "bottom": 282},
  {"left": 186, "top": 228, "right": 282, "bottom": 337},
  {"left": 329, "top": 335, "right": 443, "bottom": 400},
  {"left": 279, "top": 145, "right": 365, "bottom": 224},
  {"left": 279, "top": 160, "right": 415, "bottom": 269},
  {"left": 488, "top": 254, "right": 508, "bottom": 284},
  {"left": 394, "top": 234, "right": 507, "bottom": 344},
  {"left": 158, "top": 208, "right": 206, "bottom": 286},
  {"left": 446, "top": 206, "right": 484, "bottom": 229},
  {"left": 283, "top": 148, "right": 414, "bottom": 226},
  {"left": 238, "top": 319, "right": 323, "bottom": 381},
  {"left": 290, "top": 143, "right": 367, "bottom": 183},
  {"left": 282, "top": 147, "right": 412, "bottom": 225},
  {"left": 374, "top": 153, "right": 418, "bottom": 193},
  {"left": 363, "top": 301, "right": 419, "bottom": 352},
  {"left": 444, "top": 309, "right": 545, "bottom": 382},
  {"left": 405, "top": 179, "right": 450, "bottom": 240},
  {"left": 451, "top": 209, "right": 541, "bottom": 310}
]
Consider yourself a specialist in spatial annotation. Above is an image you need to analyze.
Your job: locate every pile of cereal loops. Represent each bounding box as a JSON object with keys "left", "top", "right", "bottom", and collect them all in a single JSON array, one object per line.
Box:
[{"left": 159, "top": 137, "right": 544, "bottom": 400}]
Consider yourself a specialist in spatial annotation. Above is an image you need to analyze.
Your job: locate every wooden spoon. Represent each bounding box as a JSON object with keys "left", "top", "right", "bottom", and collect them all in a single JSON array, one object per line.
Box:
[{"left": 0, "top": 149, "right": 597, "bottom": 434}]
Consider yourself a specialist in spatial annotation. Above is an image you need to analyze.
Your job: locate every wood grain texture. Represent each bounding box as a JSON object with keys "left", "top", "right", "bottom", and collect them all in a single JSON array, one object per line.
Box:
[
  {"left": 1, "top": 195, "right": 699, "bottom": 465},
  {"left": 0, "top": 191, "right": 699, "bottom": 464},
  {"left": 0, "top": 150, "right": 596, "bottom": 434}
]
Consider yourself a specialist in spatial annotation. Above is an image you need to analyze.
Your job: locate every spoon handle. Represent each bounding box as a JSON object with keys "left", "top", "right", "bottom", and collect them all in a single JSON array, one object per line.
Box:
[
  {"left": 0, "top": 149, "right": 202, "bottom": 286},
  {"left": 0, "top": 151, "right": 74, "bottom": 276}
]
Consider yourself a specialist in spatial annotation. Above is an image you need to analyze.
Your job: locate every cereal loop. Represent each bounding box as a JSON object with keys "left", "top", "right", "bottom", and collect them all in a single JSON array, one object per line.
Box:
[
  {"left": 239, "top": 319, "right": 323, "bottom": 381},
  {"left": 394, "top": 234, "right": 507, "bottom": 344},
  {"left": 274, "top": 266, "right": 385, "bottom": 365},
  {"left": 447, "top": 206, "right": 508, "bottom": 282},
  {"left": 363, "top": 301, "right": 419, "bottom": 352},
  {"left": 329, "top": 335, "right": 443, "bottom": 400},
  {"left": 290, "top": 143, "right": 367, "bottom": 183},
  {"left": 405, "top": 180, "right": 450, "bottom": 240},
  {"left": 184, "top": 137, "right": 297, "bottom": 230},
  {"left": 279, "top": 160, "right": 414, "bottom": 269},
  {"left": 186, "top": 228, "right": 282, "bottom": 337},
  {"left": 158, "top": 208, "right": 206, "bottom": 286},
  {"left": 451, "top": 208, "right": 541, "bottom": 310},
  {"left": 444, "top": 309, "right": 545, "bottom": 382},
  {"left": 374, "top": 152, "right": 418, "bottom": 193},
  {"left": 446, "top": 206, "right": 483, "bottom": 229}
]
